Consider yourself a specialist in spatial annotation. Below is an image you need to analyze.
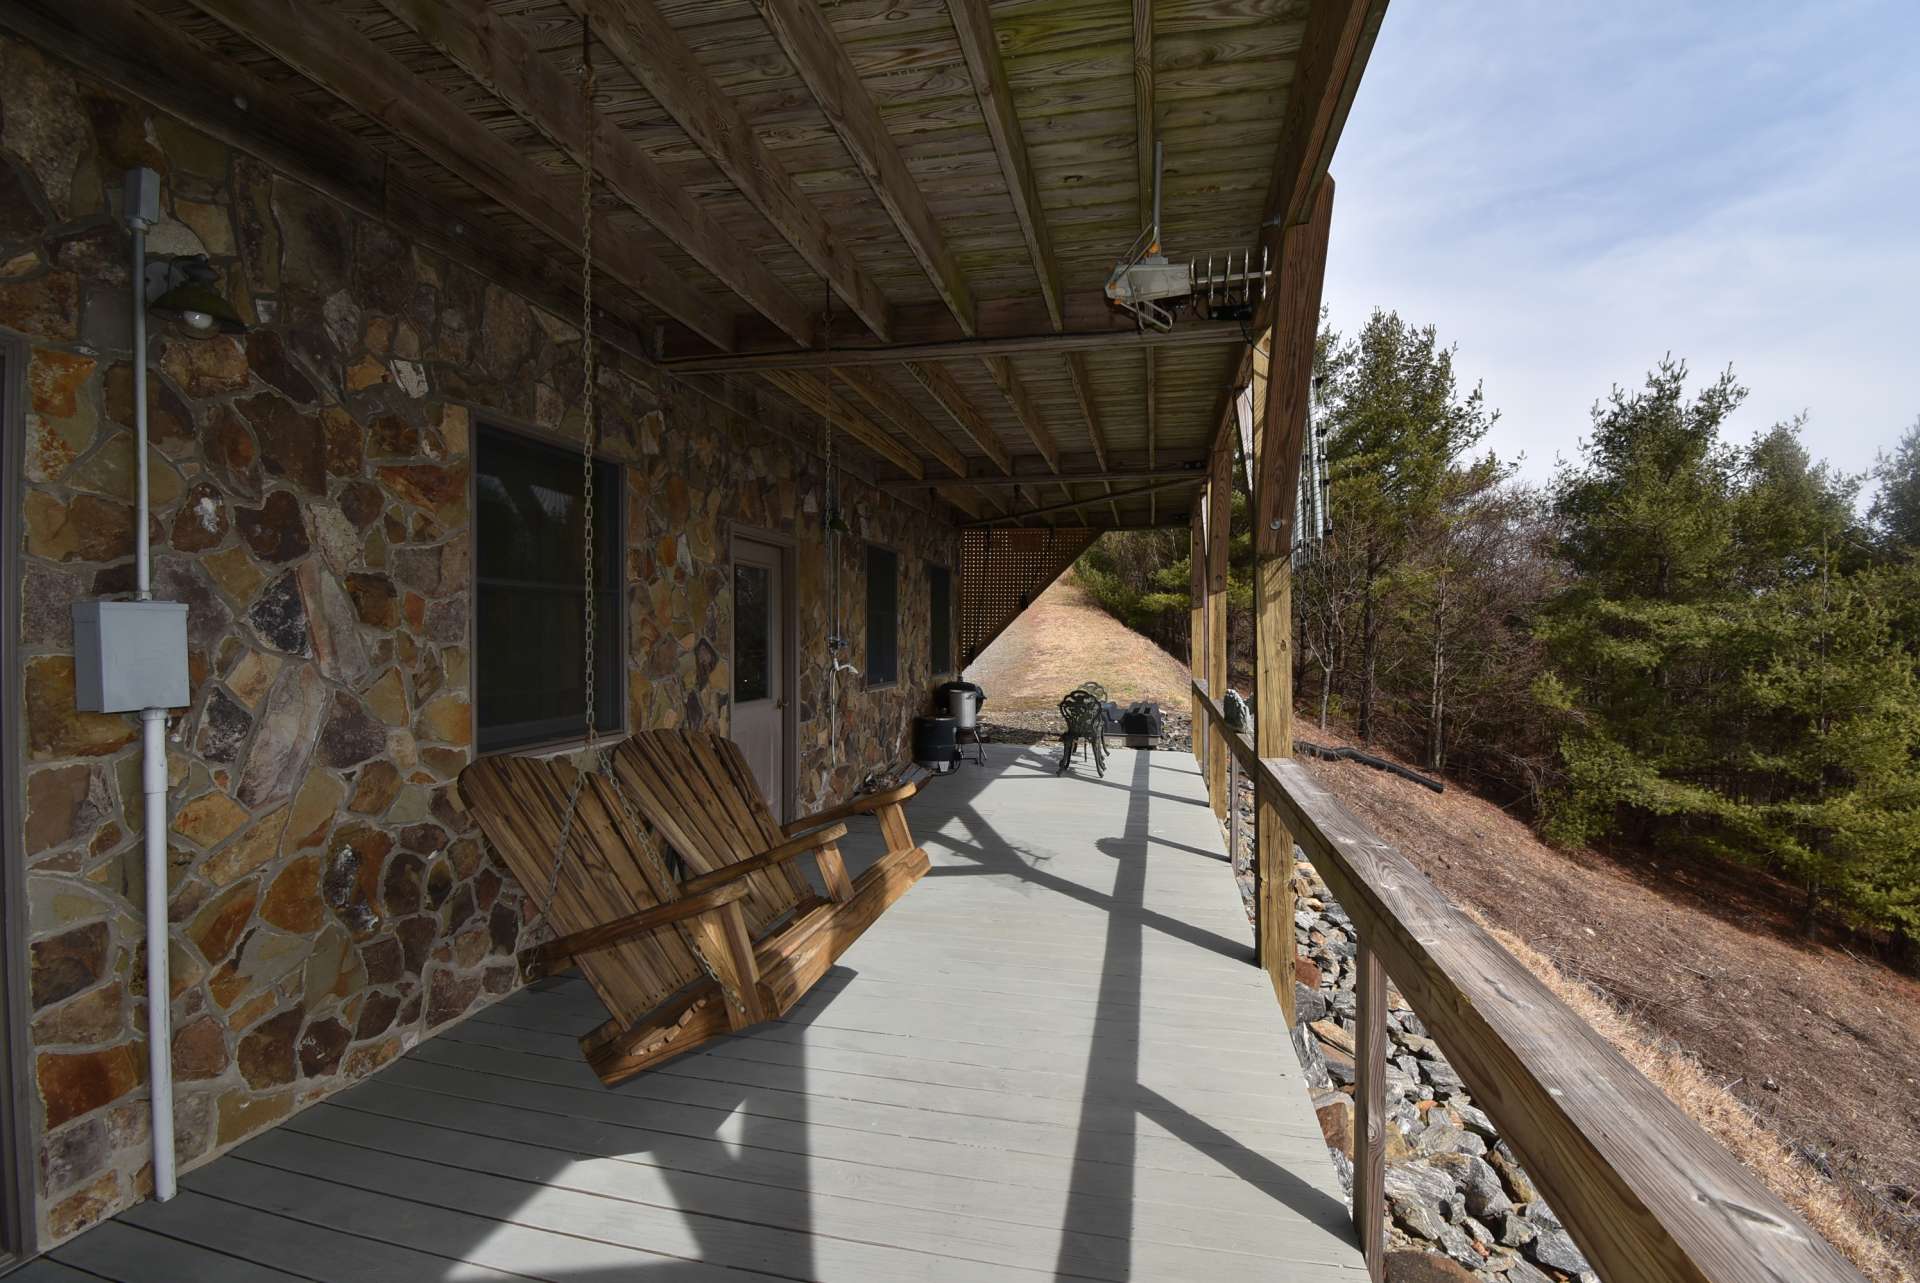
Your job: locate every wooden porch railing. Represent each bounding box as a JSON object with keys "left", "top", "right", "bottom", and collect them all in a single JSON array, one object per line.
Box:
[{"left": 1191, "top": 681, "right": 1865, "bottom": 1283}]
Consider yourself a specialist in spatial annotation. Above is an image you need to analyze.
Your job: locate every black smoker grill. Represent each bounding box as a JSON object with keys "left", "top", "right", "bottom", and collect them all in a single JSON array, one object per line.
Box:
[{"left": 1118, "top": 701, "right": 1164, "bottom": 749}]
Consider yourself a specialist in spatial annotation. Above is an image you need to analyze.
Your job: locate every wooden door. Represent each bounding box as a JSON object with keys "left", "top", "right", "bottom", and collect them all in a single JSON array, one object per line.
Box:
[{"left": 730, "top": 538, "right": 789, "bottom": 819}]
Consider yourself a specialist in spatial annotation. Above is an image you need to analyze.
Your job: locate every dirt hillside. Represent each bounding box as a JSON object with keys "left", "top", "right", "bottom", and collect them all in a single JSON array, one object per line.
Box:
[
  {"left": 1296, "top": 718, "right": 1920, "bottom": 1273},
  {"left": 963, "top": 571, "right": 1191, "bottom": 712},
  {"left": 1005, "top": 578, "right": 1920, "bottom": 1272}
]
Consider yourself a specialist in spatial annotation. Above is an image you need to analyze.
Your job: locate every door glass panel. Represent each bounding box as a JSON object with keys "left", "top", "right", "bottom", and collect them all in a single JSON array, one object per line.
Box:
[{"left": 734, "top": 563, "right": 771, "bottom": 702}]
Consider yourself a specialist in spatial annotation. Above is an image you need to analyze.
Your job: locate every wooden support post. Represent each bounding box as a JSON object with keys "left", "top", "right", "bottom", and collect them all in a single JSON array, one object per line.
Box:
[
  {"left": 1190, "top": 505, "right": 1207, "bottom": 768},
  {"left": 1205, "top": 444, "right": 1230, "bottom": 819},
  {"left": 1254, "top": 176, "right": 1334, "bottom": 1014},
  {"left": 1354, "top": 936, "right": 1387, "bottom": 1281},
  {"left": 1255, "top": 591, "right": 1293, "bottom": 1007}
]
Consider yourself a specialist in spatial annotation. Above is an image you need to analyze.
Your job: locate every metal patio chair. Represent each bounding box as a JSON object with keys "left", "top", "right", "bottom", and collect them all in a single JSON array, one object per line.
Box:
[{"left": 1058, "top": 688, "right": 1109, "bottom": 777}]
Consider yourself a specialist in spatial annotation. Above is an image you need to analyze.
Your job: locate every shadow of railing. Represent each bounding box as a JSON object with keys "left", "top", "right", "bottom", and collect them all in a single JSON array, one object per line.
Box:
[
  {"left": 79, "top": 735, "right": 1348, "bottom": 1280},
  {"left": 1192, "top": 679, "right": 1871, "bottom": 1283}
]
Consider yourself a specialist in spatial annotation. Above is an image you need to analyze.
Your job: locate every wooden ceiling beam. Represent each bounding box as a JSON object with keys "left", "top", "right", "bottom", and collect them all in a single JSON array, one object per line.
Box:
[
  {"left": 834, "top": 368, "right": 967, "bottom": 479},
  {"left": 1133, "top": 0, "right": 1155, "bottom": 229},
  {"left": 757, "top": 371, "right": 923, "bottom": 479},
  {"left": 663, "top": 318, "right": 1245, "bottom": 373},
  {"left": 904, "top": 362, "right": 1012, "bottom": 475},
  {"left": 888, "top": 465, "right": 1207, "bottom": 492},
  {"left": 556, "top": 0, "right": 891, "bottom": 342},
  {"left": 946, "top": 0, "right": 1062, "bottom": 333},
  {"left": 181, "top": 0, "right": 736, "bottom": 350},
  {"left": 369, "top": 0, "right": 812, "bottom": 346},
  {"left": 1256, "top": 178, "right": 1332, "bottom": 561},
  {"left": 1064, "top": 356, "right": 1111, "bottom": 473},
  {"left": 1146, "top": 347, "right": 1158, "bottom": 523},
  {"left": 1266, "top": 0, "right": 1388, "bottom": 229},
  {"left": 1207, "top": 0, "right": 1387, "bottom": 459},
  {"left": 1064, "top": 353, "right": 1120, "bottom": 524},
  {"left": 982, "top": 357, "right": 1061, "bottom": 474},
  {"left": 673, "top": 293, "right": 1174, "bottom": 358},
  {"left": 974, "top": 476, "right": 1204, "bottom": 527},
  {"left": 835, "top": 364, "right": 1006, "bottom": 516},
  {"left": 1076, "top": 518, "right": 1192, "bottom": 531},
  {"left": 934, "top": 486, "right": 987, "bottom": 520},
  {"left": 2, "top": 0, "right": 903, "bottom": 494},
  {"left": 751, "top": 0, "right": 975, "bottom": 335},
  {"left": 0, "top": 0, "right": 690, "bottom": 368}
]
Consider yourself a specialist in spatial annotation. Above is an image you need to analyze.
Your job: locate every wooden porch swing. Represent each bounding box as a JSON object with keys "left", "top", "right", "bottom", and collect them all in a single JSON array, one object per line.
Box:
[
  {"left": 456, "top": 22, "right": 925, "bottom": 1086},
  {"left": 460, "top": 735, "right": 928, "bottom": 1084}
]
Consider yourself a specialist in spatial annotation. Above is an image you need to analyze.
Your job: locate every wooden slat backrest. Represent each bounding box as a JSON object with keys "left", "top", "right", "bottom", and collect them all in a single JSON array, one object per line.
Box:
[
  {"left": 609, "top": 730, "right": 807, "bottom": 936},
  {"left": 647, "top": 730, "right": 808, "bottom": 916},
  {"left": 618, "top": 734, "right": 727, "bottom": 866},
  {"left": 459, "top": 754, "right": 704, "bottom": 1026},
  {"left": 689, "top": 733, "right": 792, "bottom": 858}
]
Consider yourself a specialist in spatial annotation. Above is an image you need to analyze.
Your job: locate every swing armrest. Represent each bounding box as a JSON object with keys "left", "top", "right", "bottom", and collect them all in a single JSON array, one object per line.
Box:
[
  {"left": 520, "top": 883, "right": 750, "bottom": 981},
  {"left": 678, "top": 823, "right": 851, "bottom": 898},
  {"left": 784, "top": 782, "right": 920, "bottom": 836}
]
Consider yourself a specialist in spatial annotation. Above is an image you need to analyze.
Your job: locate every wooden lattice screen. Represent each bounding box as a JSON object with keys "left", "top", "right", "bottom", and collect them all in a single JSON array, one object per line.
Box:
[{"left": 958, "top": 526, "right": 1101, "bottom": 666}]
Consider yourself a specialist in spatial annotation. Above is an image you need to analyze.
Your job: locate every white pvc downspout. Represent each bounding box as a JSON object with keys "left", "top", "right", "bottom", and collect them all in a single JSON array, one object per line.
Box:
[{"left": 125, "top": 180, "right": 176, "bottom": 1203}]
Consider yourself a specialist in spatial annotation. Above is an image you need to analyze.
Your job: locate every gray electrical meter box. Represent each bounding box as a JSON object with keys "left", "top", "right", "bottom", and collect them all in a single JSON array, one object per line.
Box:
[{"left": 71, "top": 600, "right": 191, "bottom": 712}]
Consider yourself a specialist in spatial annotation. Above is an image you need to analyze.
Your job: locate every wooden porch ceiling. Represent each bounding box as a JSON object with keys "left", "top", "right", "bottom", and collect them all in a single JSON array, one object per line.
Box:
[{"left": 34, "top": 0, "right": 1385, "bottom": 529}]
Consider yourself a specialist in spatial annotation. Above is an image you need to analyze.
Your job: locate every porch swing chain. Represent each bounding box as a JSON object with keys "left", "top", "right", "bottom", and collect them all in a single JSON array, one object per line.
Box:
[
  {"left": 542, "top": 16, "right": 602, "bottom": 924},
  {"left": 536, "top": 19, "right": 749, "bottom": 1021},
  {"left": 823, "top": 278, "right": 838, "bottom": 770}
]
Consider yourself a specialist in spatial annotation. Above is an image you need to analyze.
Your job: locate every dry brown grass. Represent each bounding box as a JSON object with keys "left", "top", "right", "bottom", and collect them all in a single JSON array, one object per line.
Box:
[
  {"left": 964, "top": 571, "right": 1192, "bottom": 712},
  {"left": 1468, "top": 909, "right": 1916, "bottom": 1283},
  {"left": 1296, "top": 721, "right": 1920, "bottom": 1276}
]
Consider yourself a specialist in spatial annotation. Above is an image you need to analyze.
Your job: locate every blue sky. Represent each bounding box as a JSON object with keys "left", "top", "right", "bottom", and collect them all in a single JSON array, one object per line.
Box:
[{"left": 1321, "top": 0, "right": 1920, "bottom": 488}]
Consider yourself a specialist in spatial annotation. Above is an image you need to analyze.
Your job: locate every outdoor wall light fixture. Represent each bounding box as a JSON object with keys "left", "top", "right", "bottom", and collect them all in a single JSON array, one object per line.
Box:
[{"left": 145, "top": 253, "right": 248, "bottom": 336}]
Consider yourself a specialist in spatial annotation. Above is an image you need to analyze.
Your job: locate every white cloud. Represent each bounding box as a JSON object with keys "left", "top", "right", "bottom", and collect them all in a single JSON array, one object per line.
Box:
[{"left": 1322, "top": 0, "right": 1920, "bottom": 485}]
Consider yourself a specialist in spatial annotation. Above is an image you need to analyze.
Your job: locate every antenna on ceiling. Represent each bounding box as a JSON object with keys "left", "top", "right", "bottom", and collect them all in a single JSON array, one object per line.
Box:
[{"left": 1103, "top": 138, "right": 1270, "bottom": 332}]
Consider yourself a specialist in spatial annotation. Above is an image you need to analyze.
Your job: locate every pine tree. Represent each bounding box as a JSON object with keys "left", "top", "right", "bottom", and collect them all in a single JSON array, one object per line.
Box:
[
  {"left": 1542, "top": 362, "right": 1920, "bottom": 936},
  {"left": 1538, "top": 360, "right": 1750, "bottom": 846},
  {"left": 1732, "top": 557, "right": 1920, "bottom": 933},
  {"left": 1869, "top": 416, "right": 1920, "bottom": 552},
  {"left": 1315, "top": 310, "right": 1498, "bottom": 741}
]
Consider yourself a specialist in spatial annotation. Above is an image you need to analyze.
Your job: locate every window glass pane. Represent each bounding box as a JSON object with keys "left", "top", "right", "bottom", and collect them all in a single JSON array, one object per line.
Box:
[
  {"left": 734, "top": 563, "right": 771, "bottom": 703},
  {"left": 865, "top": 545, "right": 898, "bottom": 686},
  {"left": 929, "top": 563, "right": 951, "bottom": 674},
  {"left": 475, "top": 427, "right": 622, "bottom": 752}
]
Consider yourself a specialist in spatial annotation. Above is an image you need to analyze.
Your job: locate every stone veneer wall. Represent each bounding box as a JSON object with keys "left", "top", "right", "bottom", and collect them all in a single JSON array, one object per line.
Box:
[{"left": 1, "top": 36, "right": 957, "bottom": 1247}]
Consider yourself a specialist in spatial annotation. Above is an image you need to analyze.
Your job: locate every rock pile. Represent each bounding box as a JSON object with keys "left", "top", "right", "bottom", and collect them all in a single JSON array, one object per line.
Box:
[{"left": 1286, "top": 851, "right": 1600, "bottom": 1283}]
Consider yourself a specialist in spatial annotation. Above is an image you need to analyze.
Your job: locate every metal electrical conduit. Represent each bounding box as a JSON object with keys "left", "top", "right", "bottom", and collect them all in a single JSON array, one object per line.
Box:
[{"left": 125, "top": 170, "right": 176, "bottom": 1203}]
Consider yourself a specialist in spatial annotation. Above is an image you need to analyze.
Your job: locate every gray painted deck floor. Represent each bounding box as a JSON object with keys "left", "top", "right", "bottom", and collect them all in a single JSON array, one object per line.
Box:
[{"left": 21, "top": 743, "right": 1363, "bottom": 1281}]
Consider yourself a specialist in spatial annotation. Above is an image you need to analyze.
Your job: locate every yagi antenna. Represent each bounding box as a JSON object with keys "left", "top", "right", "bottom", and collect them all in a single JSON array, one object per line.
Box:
[{"left": 1104, "top": 138, "right": 1270, "bottom": 332}]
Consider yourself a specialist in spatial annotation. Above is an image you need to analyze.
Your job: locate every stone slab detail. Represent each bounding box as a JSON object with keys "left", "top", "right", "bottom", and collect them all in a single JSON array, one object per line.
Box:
[{"left": 2, "top": 34, "right": 957, "bottom": 1249}]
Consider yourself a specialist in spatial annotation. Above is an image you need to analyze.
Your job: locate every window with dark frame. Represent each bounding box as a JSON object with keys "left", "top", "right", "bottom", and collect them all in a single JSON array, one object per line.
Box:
[
  {"left": 928, "top": 562, "right": 952, "bottom": 676},
  {"left": 474, "top": 425, "right": 624, "bottom": 753},
  {"left": 865, "top": 544, "right": 899, "bottom": 687}
]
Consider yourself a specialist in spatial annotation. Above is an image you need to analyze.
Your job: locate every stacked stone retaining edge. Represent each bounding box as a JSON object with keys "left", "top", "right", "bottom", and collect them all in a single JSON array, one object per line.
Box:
[{"left": 1230, "top": 772, "right": 1599, "bottom": 1283}]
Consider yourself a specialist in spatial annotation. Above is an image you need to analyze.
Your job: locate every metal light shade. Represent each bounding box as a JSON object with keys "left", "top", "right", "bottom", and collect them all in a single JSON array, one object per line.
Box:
[{"left": 149, "top": 280, "right": 249, "bottom": 335}]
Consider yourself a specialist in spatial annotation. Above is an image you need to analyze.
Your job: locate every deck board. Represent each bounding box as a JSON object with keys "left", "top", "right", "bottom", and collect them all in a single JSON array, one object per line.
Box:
[{"left": 42, "top": 743, "right": 1364, "bottom": 1280}]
